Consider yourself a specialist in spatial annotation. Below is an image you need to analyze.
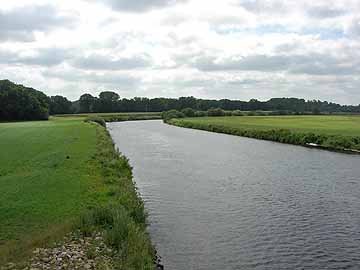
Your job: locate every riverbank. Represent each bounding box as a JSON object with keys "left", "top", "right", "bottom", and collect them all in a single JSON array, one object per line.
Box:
[
  {"left": 166, "top": 116, "right": 360, "bottom": 154},
  {"left": 56, "top": 112, "right": 162, "bottom": 123},
  {"left": 0, "top": 118, "right": 156, "bottom": 269}
]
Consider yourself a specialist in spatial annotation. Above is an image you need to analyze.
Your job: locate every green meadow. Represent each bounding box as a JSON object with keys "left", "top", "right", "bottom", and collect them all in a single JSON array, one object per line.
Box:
[
  {"left": 0, "top": 119, "right": 102, "bottom": 255},
  {"left": 0, "top": 117, "right": 154, "bottom": 268},
  {"left": 168, "top": 115, "right": 360, "bottom": 152},
  {"left": 177, "top": 115, "right": 360, "bottom": 136}
]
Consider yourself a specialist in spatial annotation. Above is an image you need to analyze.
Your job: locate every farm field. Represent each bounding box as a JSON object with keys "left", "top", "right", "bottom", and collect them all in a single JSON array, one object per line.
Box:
[
  {"left": 0, "top": 118, "right": 109, "bottom": 261},
  {"left": 177, "top": 115, "right": 360, "bottom": 137}
]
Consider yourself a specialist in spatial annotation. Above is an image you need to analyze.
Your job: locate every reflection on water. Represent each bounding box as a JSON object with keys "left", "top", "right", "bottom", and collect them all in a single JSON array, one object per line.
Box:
[{"left": 108, "top": 120, "right": 360, "bottom": 270}]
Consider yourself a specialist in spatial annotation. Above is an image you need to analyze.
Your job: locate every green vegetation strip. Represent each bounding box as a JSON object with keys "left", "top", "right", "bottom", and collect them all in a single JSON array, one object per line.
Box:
[
  {"left": 167, "top": 116, "right": 360, "bottom": 153},
  {"left": 0, "top": 118, "right": 155, "bottom": 268},
  {"left": 84, "top": 113, "right": 162, "bottom": 126}
]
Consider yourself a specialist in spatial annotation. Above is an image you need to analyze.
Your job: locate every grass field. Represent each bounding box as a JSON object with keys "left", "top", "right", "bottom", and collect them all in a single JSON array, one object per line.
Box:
[
  {"left": 168, "top": 115, "right": 360, "bottom": 152},
  {"left": 0, "top": 117, "right": 154, "bottom": 268},
  {"left": 0, "top": 119, "right": 107, "bottom": 255},
  {"left": 178, "top": 115, "right": 360, "bottom": 136}
]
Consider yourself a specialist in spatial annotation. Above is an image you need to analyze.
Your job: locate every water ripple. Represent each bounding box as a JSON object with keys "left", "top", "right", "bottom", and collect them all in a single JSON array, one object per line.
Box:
[{"left": 109, "top": 120, "right": 360, "bottom": 270}]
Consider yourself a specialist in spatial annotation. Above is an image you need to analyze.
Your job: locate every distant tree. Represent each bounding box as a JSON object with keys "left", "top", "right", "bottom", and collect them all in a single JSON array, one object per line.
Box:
[
  {"left": 95, "top": 91, "right": 120, "bottom": 113},
  {"left": 71, "top": 93, "right": 360, "bottom": 114},
  {"left": 312, "top": 107, "right": 321, "bottom": 115},
  {"left": 0, "top": 80, "right": 49, "bottom": 121},
  {"left": 49, "top": 95, "right": 73, "bottom": 115},
  {"left": 247, "top": 99, "right": 263, "bottom": 111},
  {"left": 79, "top": 93, "right": 95, "bottom": 113},
  {"left": 99, "top": 91, "right": 120, "bottom": 102},
  {"left": 178, "top": 96, "right": 197, "bottom": 109}
]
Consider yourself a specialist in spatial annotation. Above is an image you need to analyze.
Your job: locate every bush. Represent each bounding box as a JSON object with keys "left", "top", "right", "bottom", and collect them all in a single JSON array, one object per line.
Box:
[
  {"left": 181, "top": 108, "right": 196, "bottom": 117},
  {"left": 195, "top": 111, "right": 208, "bottom": 117},
  {"left": 85, "top": 116, "right": 106, "bottom": 127},
  {"left": 231, "top": 110, "right": 244, "bottom": 116},
  {"left": 161, "top": 109, "right": 185, "bottom": 120},
  {"left": 254, "top": 111, "right": 267, "bottom": 116},
  {"left": 323, "top": 136, "right": 354, "bottom": 149},
  {"left": 207, "top": 108, "right": 225, "bottom": 117}
]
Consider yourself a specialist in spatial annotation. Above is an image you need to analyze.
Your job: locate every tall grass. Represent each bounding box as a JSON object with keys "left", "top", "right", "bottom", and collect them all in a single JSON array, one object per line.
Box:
[
  {"left": 86, "top": 114, "right": 161, "bottom": 123},
  {"left": 79, "top": 122, "right": 156, "bottom": 269}
]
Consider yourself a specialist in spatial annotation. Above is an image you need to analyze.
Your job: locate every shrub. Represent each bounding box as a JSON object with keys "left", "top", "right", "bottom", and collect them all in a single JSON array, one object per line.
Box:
[
  {"left": 161, "top": 109, "right": 185, "bottom": 120},
  {"left": 207, "top": 108, "right": 225, "bottom": 117},
  {"left": 181, "top": 108, "right": 196, "bottom": 117},
  {"left": 231, "top": 110, "right": 244, "bottom": 116},
  {"left": 254, "top": 111, "right": 267, "bottom": 116},
  {"left": 323, "top": 136, "right": 354, "bottom": 149},
  {"left": 85, "top": 116, "right": 106, "bottom": 127},
  {"left": 195, "top": 110, "right": 208, "bottom": 117}
]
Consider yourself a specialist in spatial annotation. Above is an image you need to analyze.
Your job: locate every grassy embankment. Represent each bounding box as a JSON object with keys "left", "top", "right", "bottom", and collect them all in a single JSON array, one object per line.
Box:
[
  {"left": 56, "top": 112, "right": 162, "bottom": 122},
  {"left": 167, "top": 115, "right": 360, "bottom": 152},
  {"left": 0, "top": 117, "right": 155, "bottom": 269}
]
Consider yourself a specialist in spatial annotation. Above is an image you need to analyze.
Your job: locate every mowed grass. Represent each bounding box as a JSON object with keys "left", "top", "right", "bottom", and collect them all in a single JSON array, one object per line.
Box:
[
  {"left": 0, "top": 118, "right": 109, "bottom": 256},
  {"left": 181, "top": 115, "right": 360, "bottom": 136}
]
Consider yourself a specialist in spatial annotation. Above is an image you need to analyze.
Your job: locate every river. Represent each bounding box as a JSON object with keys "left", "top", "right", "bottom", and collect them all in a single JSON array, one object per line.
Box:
[{"left": 108, "top": 120, "right": 360, "bottom": 270}]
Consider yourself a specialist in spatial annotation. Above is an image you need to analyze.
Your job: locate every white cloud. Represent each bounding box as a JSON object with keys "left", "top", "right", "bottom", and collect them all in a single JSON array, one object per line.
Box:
[
  {"left": 0, "top": 0, "right": 359, "bottom": 104},
  {"left": 91, "top": 0, "right": 189, "bottom": 12},
  {"left": 0, "top": 4, "right": 77, "bottom": 42},
  {"left": 346, "top": 16, "right": 360, "bottom": 37},
  {"left": 71, "top": 53, "right": 152, "bottom": 70},
  {"left": 0, "top": 47, "right": 72, "bottom": 66}
]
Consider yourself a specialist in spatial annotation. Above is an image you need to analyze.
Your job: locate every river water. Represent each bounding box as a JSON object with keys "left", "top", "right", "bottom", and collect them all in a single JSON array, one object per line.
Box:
[{"left": 108, "top": 120, "right": 360, "bottom": 270}]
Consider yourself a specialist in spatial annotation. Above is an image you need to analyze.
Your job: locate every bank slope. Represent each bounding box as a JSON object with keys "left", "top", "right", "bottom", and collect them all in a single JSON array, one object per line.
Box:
[{"left": 166, "top": 116, "right": 360, "bottom": 153}]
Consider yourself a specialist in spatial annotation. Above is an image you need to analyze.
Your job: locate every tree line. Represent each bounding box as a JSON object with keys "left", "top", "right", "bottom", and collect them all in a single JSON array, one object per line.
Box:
[
  {"left": 1, "top": 79, "right": 359, "bottom": 121},
  {"left": 77, "top": 92, "right": 360, "bottom": 114},
  {"left": 0, "top": 80, "right": 74, "bottom": 121},
  {"left": 0, "top": 80, "right": 50, "bottom": 121}
]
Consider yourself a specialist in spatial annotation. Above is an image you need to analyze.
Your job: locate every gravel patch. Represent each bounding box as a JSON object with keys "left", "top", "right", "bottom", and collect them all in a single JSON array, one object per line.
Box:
[{"left": 1, "top": 231, "right": 117, "bottom": 270}]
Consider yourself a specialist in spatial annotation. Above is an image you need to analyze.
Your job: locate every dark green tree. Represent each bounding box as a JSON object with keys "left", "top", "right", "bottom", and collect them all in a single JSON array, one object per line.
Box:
[
  {"left": 79, "top": 93, "right": 95, "bottom": 113},
  {"left": 181, "top": 108, "right": 196, "bottom": 117},
  {"left": 0, "top": 80, "right": 49, "bottom": 121},
  {"left": 49, "top": 95, "right": 73, "bottom": 115},
  {"left": 95, "top": 91, "right": 120, "bottom": 113}
]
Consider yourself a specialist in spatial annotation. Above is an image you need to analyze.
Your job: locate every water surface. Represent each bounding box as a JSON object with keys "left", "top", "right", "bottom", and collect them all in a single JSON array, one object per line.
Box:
[{"left": 108, "top": 120, "right": 360, "bottom": 270}]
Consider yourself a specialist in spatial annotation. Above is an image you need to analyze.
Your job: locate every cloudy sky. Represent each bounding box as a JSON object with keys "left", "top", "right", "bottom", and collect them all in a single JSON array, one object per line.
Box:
[{"left": 0, "top": 0, "right": 359, "bottom": 104}]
